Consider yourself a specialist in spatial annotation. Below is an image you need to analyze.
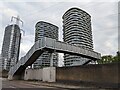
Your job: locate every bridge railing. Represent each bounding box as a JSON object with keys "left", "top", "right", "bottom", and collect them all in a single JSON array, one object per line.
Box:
[
  {"left": 44, "top": 37, "right": 101, "bottom": 60},
  {"left": 8, "top": 37, "right": 101, "bottom": 79}
]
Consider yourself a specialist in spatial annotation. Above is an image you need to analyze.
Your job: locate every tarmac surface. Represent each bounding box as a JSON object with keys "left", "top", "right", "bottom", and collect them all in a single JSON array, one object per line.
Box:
[
  {"left": 2, "top": 79, "right": 68, "bottom": 90},
  {"left": 1, "top": 78, "right": 118, "bottom": 90}
]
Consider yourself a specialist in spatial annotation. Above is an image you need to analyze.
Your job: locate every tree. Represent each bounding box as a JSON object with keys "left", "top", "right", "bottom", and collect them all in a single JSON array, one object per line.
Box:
[
  {"left": 97, "top": 51, "right": 120, "bottom": 64},
  {"left": 112, "top": 51, "right": 120, "bottom": 63},
  {"left": 97, "top": 55, "right": 113, "bottom": 64}
]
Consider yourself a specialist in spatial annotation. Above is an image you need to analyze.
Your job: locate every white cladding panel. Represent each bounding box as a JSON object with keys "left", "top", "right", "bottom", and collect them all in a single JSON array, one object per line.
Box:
[
  {"left": 24, "top": 69, "right": 43, "bottom": 80},
  {"left": 43, "top": 67, "right": 56, "bottom": 82}
]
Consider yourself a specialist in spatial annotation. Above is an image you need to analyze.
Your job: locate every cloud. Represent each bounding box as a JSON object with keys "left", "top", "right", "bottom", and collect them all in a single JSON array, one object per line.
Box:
[
  {"left": 19, "top": 35, "right": 34, "bottom": 57},
  {"left": 58, "top": 53, "right": 64, "bottom": 67},
  {"left": 1, "top": 0, "right": 119, "bottom": 2},
  {"left": 0, "top": 1, "right": 118, "bottom": 66},
  {"left": 3, "top": 7, "right": 18, "bottom": 17}
]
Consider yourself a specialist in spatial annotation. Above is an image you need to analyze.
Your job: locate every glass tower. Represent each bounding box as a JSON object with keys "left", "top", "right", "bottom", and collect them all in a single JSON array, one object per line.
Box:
[
  {"left": 33, "top": 21, "right": 58, "bottom": 68},
  {"left": 62, "top": 8, "right": 93, "bottom": 66},
  {"left": 1, "top": 24, "right": 21, "bottom": 70}
]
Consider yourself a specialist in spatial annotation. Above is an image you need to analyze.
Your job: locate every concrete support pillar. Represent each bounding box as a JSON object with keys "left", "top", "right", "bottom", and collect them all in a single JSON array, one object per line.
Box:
[
  {"left": 8, "top": 75, "right": 13, "bottom": 80},
  {"left": 8, "top": 74, "right": 22, "bottom": 80},
  {"left": 50, "top": 53, "right": 54, "bottom": 67}
]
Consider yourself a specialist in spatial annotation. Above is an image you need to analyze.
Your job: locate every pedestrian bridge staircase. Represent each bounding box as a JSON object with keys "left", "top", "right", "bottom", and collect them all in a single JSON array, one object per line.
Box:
[{"left": 8, "top": 37, "right": 101, "bottom": 80}]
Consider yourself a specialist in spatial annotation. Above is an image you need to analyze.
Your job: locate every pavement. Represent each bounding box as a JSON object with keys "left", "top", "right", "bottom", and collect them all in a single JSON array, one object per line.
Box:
[
  {"left": 2, "top": 79, "right": 67, "bottom": 90},
  {"left": 22, "top": 80, "right": 117, "bottom": 90},
  {"left": 1, "top": 78, "right": 118, "bottom": 90}
]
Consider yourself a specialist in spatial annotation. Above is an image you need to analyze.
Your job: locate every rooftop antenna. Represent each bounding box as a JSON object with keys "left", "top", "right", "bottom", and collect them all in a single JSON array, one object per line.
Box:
[
  {"left": 11, "top": 15, "right": 25, "bottom": 35},
  {"left": 11, "top": 15, "right": 23, "bottom": 26}
]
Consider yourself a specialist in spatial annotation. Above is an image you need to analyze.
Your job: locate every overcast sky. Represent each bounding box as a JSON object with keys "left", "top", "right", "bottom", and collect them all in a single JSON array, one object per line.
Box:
[{"left": 0, "top": 0, "right": 118, "bottom": 66}]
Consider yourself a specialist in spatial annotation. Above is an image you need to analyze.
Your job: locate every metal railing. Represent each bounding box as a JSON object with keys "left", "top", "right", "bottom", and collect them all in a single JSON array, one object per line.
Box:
[{"left": 8, "top": 37, "right": 101, "bottom": 78}]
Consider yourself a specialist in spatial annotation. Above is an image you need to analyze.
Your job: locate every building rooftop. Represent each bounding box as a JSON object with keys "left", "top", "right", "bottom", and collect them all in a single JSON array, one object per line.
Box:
[{"left": 62, "top": 7, "right": 91, "bottom": 19}]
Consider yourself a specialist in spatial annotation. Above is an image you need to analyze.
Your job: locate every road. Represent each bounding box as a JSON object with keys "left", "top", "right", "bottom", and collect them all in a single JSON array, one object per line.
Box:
[
  {"left": 1, "top": 78, "right": 116, "bottom": 90},
  {"left": 2, "top": 78, "right": 68, "bottom": 90}
]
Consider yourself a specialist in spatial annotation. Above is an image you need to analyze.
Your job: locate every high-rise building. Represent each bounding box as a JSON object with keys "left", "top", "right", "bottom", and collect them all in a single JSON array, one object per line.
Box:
[
  {"left": 33, "top": 21, "right": 58, "bottom": 68},
  {"left": 1, "top": 24, "right": 21, "bottom": 70},
  {"left": 63, "top": 7, "right": 93, "bottom": 66}
]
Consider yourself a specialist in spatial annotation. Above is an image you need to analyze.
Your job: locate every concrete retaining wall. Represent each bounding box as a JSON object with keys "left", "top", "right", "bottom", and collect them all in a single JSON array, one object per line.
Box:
[
  {"left": 24, "top": 69, "right": 43, "bottom": 80},
  {"left": 24, "top": 67, "right": 56, "bottom": 82},
  {"left": 43, "top": 67, "right": 56, "bottom": 82},
  {"left": 56, "top": 63, "right": 120, "bottom": 87},
  {"left": 24, "top": 63, "right": 119, "bottom": 87}
]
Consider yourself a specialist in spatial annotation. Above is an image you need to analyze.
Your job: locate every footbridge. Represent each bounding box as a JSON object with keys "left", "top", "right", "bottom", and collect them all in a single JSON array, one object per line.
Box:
[{"left": 8, "top": 37, "right": 101, "bottom": 80}]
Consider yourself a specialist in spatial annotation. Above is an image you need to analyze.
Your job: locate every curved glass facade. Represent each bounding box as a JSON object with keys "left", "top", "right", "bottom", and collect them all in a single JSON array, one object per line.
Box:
[
  {"left": 63, "top": 8, "right": 93, "bottom": 66},
  {"left": 33, "top": 21, "right": 58, "bottom": 68}
]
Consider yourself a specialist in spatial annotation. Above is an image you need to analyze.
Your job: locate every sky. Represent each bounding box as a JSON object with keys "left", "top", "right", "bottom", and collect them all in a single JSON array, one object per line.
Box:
[{"left": 0, "top": 0, "right": 118, "bottom": 66}]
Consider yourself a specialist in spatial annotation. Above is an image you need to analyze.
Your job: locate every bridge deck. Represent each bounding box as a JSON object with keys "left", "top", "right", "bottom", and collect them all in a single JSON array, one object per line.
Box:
[{"left": 8, "top": 37, "right": 101, "bottom": 79}]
